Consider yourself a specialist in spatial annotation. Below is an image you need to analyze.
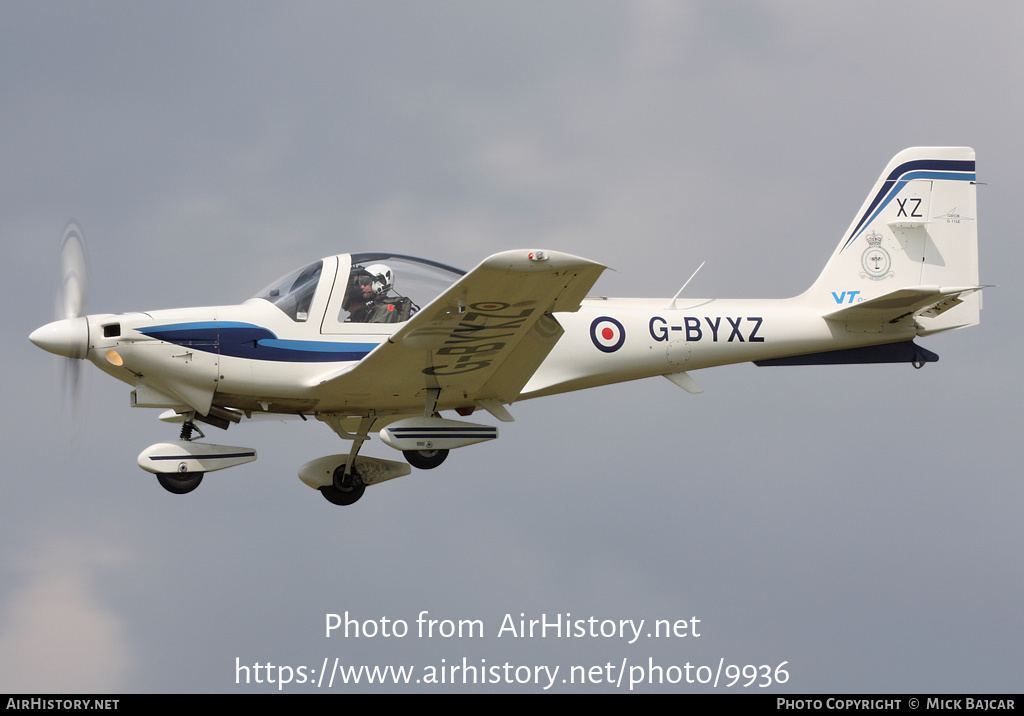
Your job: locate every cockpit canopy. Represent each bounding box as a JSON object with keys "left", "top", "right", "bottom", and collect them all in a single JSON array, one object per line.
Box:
[
  {"left": 253, "top": 252, "right": 466, "bottom": 326},
  {"left": 254, "top": 260, "right": 323, "bottom": 322}
]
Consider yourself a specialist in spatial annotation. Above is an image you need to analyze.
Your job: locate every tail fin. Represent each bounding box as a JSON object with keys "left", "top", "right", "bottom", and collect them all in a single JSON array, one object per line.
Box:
[{"left": 805, "top": 147, "right": 981, "bottom": 334}]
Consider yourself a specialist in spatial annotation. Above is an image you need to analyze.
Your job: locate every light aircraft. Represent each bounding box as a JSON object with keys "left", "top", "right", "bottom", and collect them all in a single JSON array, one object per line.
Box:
[{"left": 30, "top": 147, "right": 983, "bottom": 506}]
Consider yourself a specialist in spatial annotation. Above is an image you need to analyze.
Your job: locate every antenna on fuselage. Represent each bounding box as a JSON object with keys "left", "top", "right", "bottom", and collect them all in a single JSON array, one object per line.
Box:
[{"left": 667, "top": 261, "right": 705, "bottom": 310}]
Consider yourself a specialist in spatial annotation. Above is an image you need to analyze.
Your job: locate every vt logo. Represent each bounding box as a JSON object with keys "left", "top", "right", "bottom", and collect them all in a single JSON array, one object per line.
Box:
[{"left": 832, "top": 290, "right": 861, "bottom": 304}]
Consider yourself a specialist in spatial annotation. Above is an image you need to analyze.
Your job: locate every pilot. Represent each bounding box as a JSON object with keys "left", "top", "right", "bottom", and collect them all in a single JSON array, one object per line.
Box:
[{"left": 345, "top": 263, "right": 411, "bottom": 323}]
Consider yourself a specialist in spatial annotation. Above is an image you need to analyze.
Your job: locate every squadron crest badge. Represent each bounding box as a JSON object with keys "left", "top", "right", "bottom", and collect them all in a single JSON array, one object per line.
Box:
[{"left": 861, "top": 232, "right": 893, "bottom": 281}]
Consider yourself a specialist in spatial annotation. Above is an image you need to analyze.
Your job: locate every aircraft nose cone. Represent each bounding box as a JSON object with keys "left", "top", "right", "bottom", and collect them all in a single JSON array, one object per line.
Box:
[{"left": 29, "top": 317, "right": 90, "bottom": 359}]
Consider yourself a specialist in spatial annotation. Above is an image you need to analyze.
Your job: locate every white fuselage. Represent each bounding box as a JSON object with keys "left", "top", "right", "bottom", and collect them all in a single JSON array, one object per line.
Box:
[
  {"left": 81, "top": 291, "right": 915, "bottom": 419},
  {"left": 521, "top": 295, "right": 913, "bottom": 398}
]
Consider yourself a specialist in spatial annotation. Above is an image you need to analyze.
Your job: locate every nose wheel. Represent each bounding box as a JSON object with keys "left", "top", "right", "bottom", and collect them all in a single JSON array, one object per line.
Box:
[
  {"left": 157, "top": 471, "right": 204, "bottom": 495},
  {"left": 154, "top": 418, "right": 206, "bottom": 494}
]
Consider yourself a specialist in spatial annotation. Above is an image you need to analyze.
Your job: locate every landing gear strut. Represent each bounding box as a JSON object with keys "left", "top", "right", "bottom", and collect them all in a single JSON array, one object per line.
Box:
[
  {"left": 179, "top": 420, "right": 204, "bottom": 441},
  {"left": 316, "top": 414, "right": 378, "bottom": 506}
]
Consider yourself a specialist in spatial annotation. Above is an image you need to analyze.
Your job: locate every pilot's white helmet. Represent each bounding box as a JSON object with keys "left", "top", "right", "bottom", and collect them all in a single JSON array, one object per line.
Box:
[{"left": 364, "top": 263, "right": 394, "bottom": 294}]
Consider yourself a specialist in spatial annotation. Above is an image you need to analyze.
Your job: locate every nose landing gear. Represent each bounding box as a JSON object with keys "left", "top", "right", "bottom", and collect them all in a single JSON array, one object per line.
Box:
[{"left": 138, "top": 417, "right": 257, "bottom": 495}]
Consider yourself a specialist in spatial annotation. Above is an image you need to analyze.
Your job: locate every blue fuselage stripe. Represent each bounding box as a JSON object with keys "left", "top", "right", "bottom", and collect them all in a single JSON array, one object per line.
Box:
[{"left": 136, "top": 323, "right": 375, "bottom": 363}]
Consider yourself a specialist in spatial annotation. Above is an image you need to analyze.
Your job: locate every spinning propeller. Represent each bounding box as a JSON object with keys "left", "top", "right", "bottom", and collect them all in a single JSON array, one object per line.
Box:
[{"left": 30, "top": 222, "right": 91, "bottom": 406}]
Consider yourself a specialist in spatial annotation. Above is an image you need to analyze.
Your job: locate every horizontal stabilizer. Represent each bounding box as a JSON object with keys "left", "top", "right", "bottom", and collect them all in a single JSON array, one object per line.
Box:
[
  {"left": 755, "top": 340, "right": 938, "bottom": 367},
  {"left": 824, "top": 285, "right": 983, "bottom": 325}
]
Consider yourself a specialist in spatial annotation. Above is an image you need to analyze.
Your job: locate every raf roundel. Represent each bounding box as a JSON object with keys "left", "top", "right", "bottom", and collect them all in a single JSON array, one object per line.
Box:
[{"left": 590, "top": 316, "right": 626, "bottom": 353}]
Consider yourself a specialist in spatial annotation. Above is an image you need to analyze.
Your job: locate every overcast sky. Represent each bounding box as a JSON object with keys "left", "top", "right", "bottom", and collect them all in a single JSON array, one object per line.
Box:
[{"left": 2, "top": 1, "right": 1021, "bottom": 693}]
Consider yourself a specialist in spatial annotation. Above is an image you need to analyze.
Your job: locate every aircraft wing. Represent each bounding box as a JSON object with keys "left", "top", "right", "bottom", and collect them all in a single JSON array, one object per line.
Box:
[
  {"left": 311, "top": 250, "right": 606, "bottom": 411},
  {"left": 824, "top": 285, "right": 985, "bottom": 325}
]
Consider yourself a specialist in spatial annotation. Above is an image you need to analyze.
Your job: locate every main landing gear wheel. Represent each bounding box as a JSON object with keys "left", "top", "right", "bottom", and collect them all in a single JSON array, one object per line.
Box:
[
  {"left": 403, "top": 448, "right": 449, "bottom": 470},
  {"left": 157, "top": 471, "right": 204, "bottom": 495},
  {"left": 320, "top": 465, "right": 366, "bottom": 506}
]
